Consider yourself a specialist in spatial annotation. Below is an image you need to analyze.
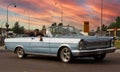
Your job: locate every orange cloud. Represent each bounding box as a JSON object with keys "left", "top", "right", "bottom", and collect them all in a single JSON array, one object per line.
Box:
[{"left": 0, "top": 0, "right": 120, "bottom": 30}]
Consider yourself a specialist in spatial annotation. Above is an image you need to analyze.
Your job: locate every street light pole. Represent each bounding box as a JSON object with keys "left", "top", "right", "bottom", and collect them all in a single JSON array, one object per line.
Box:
[
  {"left": 24, "top": 10, "right": 30, "bottom": 32},
  {"left": 6, "top": 3, "right": 16, "bottom": 38},
  {"left": 55, "top": 2, "right": 63, "bottom": 24},
  {"left": 101, "top": 0, "right": 103, "bottom": 36}
]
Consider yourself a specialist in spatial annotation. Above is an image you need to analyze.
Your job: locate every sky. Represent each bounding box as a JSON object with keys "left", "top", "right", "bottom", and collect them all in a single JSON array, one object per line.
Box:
[{"left": 0, "top": 0, "right": 120, "bottom": 30}]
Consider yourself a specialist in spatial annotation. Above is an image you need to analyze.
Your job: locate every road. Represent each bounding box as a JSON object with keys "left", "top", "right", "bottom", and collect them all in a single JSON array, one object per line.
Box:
[{"left": 0, "top": 49, "right": 120, "bottom": 72}]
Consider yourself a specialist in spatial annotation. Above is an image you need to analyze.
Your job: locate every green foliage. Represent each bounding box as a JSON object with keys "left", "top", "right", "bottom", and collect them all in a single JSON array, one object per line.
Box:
[
  {"left": 58, "top": 23, "right": 63, "bottom": 26},
  {"left": 51, "top": 22, "right": 64, "bottom": 27},
  {"left": 108, "top": 16, "right": 120, "bottom": 29},
  {"left": 96, "top": 24, "right": 108, "bottom": 32},
  {"left": 51, "top": 22, "right": 57, "bottom": 26},
  {"left": 19, "top": 26, "right": 25, "bottom": 34},
  {"left": 116, "top": 16, "right": 120, "bottom": 28},
  {"left": 115, "top": 40, "right": 120, "bottom": 48},
  {"left": 108, "top": 22, "right": 116, "bottom": 29},
  {"left": 12, "top": 21, "right": 25, "bottom": 34},
  {"left": 96, "top": 16, "right": 120, "bottom": 32},
  {"left": 42, "top": 25, "right": 46, "bottom": 30},
  {"left": 101, "top": 24, "right": 107, "bottom": 31},
  {"left": 96, "top": 26, "right": 100, "bottom": 32}
]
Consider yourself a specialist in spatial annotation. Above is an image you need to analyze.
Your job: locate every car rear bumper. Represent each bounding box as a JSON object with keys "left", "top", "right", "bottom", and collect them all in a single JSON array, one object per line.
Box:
[
  {"left": 72, "top": 47, "right": 116, "bottom": 57},
  {"left": 4, "top": 45, "right": 7, "bottom": 50}
]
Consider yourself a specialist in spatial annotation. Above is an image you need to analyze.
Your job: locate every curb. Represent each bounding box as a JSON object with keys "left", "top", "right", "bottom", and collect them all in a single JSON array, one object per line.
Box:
[
  {"left": 0, "top": 46, "right": 5, "bottom": 50},
  {"left": 115, "top": 49, "right": 120, "bottom": 53}
]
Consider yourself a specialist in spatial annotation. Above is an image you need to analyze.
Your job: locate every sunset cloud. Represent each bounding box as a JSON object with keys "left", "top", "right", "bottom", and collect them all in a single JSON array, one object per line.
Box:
[{"left": 0, "top": 0, "right": 120, "bottom": 30}]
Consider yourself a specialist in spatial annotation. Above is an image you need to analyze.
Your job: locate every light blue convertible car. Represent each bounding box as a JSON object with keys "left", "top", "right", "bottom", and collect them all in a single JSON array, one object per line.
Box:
[{"left": 4, "top": 26, "right": 116, "bottom": 63}]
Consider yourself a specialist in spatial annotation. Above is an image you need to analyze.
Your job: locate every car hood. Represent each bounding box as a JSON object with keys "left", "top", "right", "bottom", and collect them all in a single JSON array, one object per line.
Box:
[
  {"left": 79, "top": 36, "right": 112, "bottom": 42},
  {"left": 59, "top": 35, "right": 113, "bottom": 42}
]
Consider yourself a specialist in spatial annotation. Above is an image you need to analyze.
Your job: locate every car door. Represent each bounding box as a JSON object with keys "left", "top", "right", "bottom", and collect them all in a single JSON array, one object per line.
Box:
[
  {"left": 49, "top": 37, "right": 61, "bottom": 55},
  {"left": 30, "top": 37, "right": 50, "bottom": 54}
]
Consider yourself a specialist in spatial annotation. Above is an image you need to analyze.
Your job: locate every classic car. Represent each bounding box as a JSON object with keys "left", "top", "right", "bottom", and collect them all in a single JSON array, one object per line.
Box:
[{"left": 4, "top": 26, "right": 116, "bottom": 63}]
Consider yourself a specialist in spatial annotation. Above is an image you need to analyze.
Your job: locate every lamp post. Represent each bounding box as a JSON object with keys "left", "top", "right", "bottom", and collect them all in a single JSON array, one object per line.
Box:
[
  {"left": 101, "top": 0, "right": 103, "bottom": 36},
  {"left": 55, "top": 2, "right": 63, "bottom": 24},
  {"left": 24, "top": 10, "right": 30, "bottom": 32},
  {"left": 6, "top": 3, "right": 16, "bottom": 37}
]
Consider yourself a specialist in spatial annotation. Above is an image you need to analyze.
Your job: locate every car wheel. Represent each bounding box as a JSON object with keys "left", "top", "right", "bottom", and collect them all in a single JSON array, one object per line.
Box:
[
  {"left": 16, "top": 48, "right": 27, "bottom": 58},
  {"left": 60, "top": 47, "right": 72, "bottom": 63},
  {"left": 93, "top": 53, "right": 106, "bottom": 61}
]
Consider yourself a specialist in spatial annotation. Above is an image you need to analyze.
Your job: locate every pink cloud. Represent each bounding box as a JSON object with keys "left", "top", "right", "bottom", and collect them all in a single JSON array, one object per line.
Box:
[{"left": 0, "top": 0, "right": 120, "bottom": 30}]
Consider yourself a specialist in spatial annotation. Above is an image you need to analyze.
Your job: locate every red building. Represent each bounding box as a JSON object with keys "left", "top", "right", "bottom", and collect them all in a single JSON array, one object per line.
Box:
[{"left": 84, "top": 21, "right": 89, "bottom": 33}]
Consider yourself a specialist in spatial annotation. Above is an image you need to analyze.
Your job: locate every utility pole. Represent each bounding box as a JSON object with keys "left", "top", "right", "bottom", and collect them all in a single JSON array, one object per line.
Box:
[
  {"left": 6, "top": 3, "right": 16, "bottom": 37},
  {"left": 55, "top": 2, "right": 63, "bottom": 24},
  {"left": 101, "top": 0, "right": 103, "bottom": 36}
]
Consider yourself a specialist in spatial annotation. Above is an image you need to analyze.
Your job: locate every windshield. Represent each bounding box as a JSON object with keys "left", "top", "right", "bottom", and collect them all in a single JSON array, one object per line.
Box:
[{"left": 49, "top": 26, "right": 83, "bottom": 37}]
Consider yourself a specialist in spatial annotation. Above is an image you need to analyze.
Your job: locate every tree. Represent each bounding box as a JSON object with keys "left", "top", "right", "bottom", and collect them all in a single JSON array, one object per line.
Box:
[
  {"left": 108, "top": 16, "right": 120, "bottom": 29},
  {"left": 41, "top": 25, "right": 46, "bottom": 35},
  {"left": 51, "top": 22, "right": 57, "bottom": 27},
  {"left": 116, "top": 16, "right": 120, "bottom": 28},
  {"left": 34, "top": 29, "right": 39, "bottom": 32},
  {"left": 42, "top": 25, "right": 46, "bottom": 30},
  {"left": 101, "top": 24, "right": 107, "bottom": 31},
  {"left": 96, "top": 26, "right": 100, "bottom": 32},
  {"left": 12, "top": 21, "right": 19, "bottom": 34},
  {"left": 108, "top": 22, "right": 116, "bottom": 29},
  {"left": 58, "top": 23, "right": 63, "bottom": 26},
  {"left": 19, "top": 26, "right": 25, "bottom": 34},
  {"left": 12, "top": 21, "right": 25, "bottom": 34}
]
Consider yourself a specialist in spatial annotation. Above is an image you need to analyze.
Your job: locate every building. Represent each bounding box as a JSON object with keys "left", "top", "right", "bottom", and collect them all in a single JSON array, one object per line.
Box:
[
  {"left": 107, "top": 28, "right": 120, "bottom": 37},
  {"left": 84, "top": 21, "right": 89, "bottom": 33}
]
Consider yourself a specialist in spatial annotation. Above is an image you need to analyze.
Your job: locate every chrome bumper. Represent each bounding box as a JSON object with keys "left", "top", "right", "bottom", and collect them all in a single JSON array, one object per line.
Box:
[{"left": 72, "top": 47, "right": 116, "bottom": 56}]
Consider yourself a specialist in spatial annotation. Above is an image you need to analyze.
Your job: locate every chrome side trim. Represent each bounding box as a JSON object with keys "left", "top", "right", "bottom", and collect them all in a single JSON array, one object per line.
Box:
[{"left": 25, "top": 52, "right": 57, "bottom": 57}]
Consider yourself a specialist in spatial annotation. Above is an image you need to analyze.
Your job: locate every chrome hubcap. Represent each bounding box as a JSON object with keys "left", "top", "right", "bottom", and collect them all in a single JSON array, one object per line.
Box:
[
  {"left": 61, "top": 48, "right": 71, "bottom": 62},
  {"left": 17, "top": 48, "right": 24, "bottom": 58}
]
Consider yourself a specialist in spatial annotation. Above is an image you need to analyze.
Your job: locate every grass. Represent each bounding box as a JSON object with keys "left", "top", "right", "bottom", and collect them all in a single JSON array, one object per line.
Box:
[{"left": 115, "top": 40, "right": 120, "bottom": 48}]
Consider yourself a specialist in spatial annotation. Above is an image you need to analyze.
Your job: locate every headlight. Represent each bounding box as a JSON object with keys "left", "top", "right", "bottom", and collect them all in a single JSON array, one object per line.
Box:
[{"left": 78, "top": 40, "right": 85, "bottom": 50}]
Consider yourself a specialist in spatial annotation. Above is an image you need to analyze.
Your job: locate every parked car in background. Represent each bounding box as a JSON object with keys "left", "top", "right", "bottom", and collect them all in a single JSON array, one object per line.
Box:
[
  {"left": 15, "top": 34, "right": 28, "bottom": 37},
  {"left": 115, "top": 36, "right": 120, "bottom": 40},
  {"left": 8, "top": 31, "right": 16, "bottom": 38},
  {"left": 4, "top": 26, "right": 116, "bottom": 63}
]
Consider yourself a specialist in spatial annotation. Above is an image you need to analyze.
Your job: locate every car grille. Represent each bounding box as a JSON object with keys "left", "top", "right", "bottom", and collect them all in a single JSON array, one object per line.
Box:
[{"left": 84, "top": 41, "right": 111, "bottom": 50}]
